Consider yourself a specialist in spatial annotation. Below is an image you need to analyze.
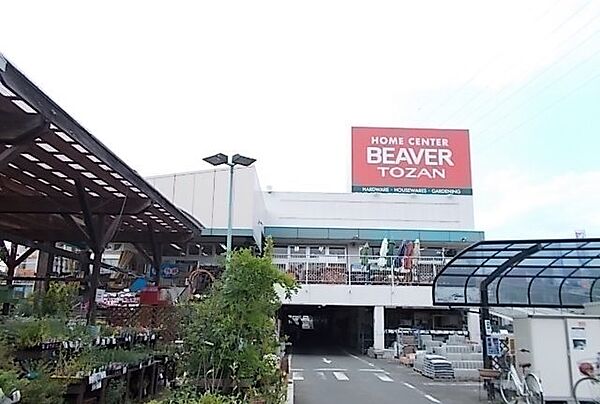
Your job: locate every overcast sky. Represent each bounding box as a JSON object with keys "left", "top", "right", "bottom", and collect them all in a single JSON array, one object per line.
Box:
[{"left": 3, "top": 1, "right": 600, "bottom": 239}]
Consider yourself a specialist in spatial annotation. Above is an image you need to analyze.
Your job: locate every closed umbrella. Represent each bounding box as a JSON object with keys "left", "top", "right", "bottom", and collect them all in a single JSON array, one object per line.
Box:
[
  {"left": 378, "top": 238, "right": 389, "bottom": 268},
  {"left": 413, "top": 239, "right": 421, "bottom": 260},
  {"left": 359, "top": 242, "right": 370, "bottom": 266},
  {"left": 412, "top": 239, "right": 421, "bottom": 282},
  {"left": 403, "top": 241, "right": 414, "bottom": 270}
]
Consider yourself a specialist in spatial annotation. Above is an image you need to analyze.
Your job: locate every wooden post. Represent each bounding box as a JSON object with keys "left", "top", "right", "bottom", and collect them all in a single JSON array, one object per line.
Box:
[
  {"left": 35, "top": 250, "right": 54, "bottom": 292},
  {"left": 87, "top": 251, "right": 103, "bottom": 325}
]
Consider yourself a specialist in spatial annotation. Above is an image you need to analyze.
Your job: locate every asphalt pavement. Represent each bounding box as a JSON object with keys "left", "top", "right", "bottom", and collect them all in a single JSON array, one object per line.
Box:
[{"left": 291, "top": 346, "right": 482, "bottom": 404}]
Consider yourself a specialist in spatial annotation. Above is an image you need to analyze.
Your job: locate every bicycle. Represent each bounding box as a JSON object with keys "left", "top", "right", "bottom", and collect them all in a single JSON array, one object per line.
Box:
[
  {"left": 573, "top": 360, "right": 600, "bottom": 403},
  {"left": 499, "top": 349, "right": 544, "bottom": 404}
]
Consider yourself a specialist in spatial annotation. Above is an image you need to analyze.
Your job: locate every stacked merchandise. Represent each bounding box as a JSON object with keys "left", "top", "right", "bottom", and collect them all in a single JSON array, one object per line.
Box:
[
  {"left": 421, "top": 335, "right": 443, "bottom": 353},
  {"left": 400, "top": 334, "right": 417, "bottom": 354},
  {"left": 396, "top": 334, "right": 418, "bottom": 366},
  {"left": 413, "top": 335, "right": 483, "bottom": 380},
  {"left": 399, "top": 354, "right": 415, "bottom": 366},
  {"left": 414, "top": 351, "right": 454, "bottom": 379},
  {"left": 413, "top": 350, "right": 427, "bottom": 373},
  {"left": 432, "top": 335, "right": 483, "bottom": 380}
]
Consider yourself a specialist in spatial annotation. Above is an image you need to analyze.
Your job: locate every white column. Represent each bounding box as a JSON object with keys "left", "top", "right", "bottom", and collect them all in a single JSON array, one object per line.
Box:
[
  {"left": 373, "top": 306, "right": 385, "bottom": 350},
  {"left": 467, "top": 311, "right": 481, "bottom": 343}
]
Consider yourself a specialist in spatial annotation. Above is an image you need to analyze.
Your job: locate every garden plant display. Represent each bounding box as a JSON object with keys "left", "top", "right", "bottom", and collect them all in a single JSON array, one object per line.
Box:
[{"left": 0, "top": 238, "right": 296, "bottom": 403}]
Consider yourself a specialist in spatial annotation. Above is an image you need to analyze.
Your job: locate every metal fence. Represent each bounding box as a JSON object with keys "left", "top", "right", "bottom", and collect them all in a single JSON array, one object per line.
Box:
[{"left": 273, "top": 254, "right": 445, "bottom": 286}]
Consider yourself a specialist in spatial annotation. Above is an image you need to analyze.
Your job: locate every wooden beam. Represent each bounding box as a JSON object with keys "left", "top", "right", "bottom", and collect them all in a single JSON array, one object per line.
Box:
[
  {"left": 34, "top": 249, "right": 54, "bottom": 292},
  {"left": 0, "top": 117, "right": 48, "bottom": 170},
  {"left": 0, "top": 240, "right": 8, "bottom": 265},
  {"left": 0, "top": 231, "right": 87, "bottom": 262},
  {"left": 99, "top": 212, "right": 124, "bottom": 249},
  {"left": 0, "top": 196, "right": 151, "bottom": 215},
  {"left": 133, "top": 243, "right": 153, "bottom": 263},
  {"left": 75, "top": 180, "right": 99, "bottom": 251},
  {"left": 6, "top": 242, "right": 17, "bottom": 282},
  {"left": 147, "top": 224, "right": 163, "bottom": 283},
  {"left": 3, "top": 276, "right": 82, "bottom": 282},
  {"left": 2, "top": 229, "right": 194, "bottom": 244},
  {"left": 60, "top": 213, "right": 91, "bottom": 241},
  {"left": 13, "top": 247, "right": 35, "bottom": 267},
  {"left": 1, "top": 242, "right": 18, "bottom": 314}
]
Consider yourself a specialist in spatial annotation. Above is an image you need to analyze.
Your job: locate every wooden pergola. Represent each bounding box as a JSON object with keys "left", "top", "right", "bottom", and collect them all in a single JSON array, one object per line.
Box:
[{"left": 0, "top": 53, "right": 203, "bottom": 323}]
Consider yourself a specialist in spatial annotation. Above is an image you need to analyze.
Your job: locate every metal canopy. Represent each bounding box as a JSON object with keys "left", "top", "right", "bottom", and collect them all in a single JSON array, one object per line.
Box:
[
  {"left": 0, "top": 54, "right": 203, "bottom": 246},
  {"left": 433, "top": 239, "right": 600, "bottom": 309}
]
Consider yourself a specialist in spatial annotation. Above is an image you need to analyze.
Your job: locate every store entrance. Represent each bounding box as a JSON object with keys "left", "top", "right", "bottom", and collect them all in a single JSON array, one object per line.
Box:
[{"left": 279, "top": 305, "right": 371, "bottom": 354}]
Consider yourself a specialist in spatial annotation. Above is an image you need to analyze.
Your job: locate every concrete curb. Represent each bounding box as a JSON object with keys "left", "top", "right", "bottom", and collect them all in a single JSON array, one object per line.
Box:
[
  {"left": 286, "top": 354, "right": 294, "bottom": 404},
  {"left": 286, "top": 379, "right": 294, "bottom": 404}
]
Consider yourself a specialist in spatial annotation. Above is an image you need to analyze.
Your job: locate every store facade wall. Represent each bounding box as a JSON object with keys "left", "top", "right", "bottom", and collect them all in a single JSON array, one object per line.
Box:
[
  {"left": 264, "top": 191, "right": 474, "bottom": 230},
  {"left": 277, "top": 284, "right": 433, "bottom": 307},
  {"left": 147, "top": 166, "right": 265, "bottom": 245}
]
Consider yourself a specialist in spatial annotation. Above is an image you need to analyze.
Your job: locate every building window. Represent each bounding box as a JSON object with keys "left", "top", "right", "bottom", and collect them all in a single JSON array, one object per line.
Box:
[
  {"left": 273, "top": 246, "right": 288, "bottom": 256},
  {"left": 328, "top": 247, "right": 346, "bottom": 256},
  {"left": 290, "top": 246, "right": 306, "bottom": 258},
  {"left": 308, "top": 246, "right": 325, "bottom": 256}
]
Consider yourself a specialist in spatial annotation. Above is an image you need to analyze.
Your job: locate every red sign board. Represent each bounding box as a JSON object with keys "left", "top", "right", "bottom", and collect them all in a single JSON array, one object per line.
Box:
[{"left": 351, "top": 127, "right": 472, "bottom": 195}]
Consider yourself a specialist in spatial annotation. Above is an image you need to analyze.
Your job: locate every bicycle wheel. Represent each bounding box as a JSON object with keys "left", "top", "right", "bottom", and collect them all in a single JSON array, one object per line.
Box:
[
  {"left": 500, "top": 372, "right": 524, "bottom": 404},
  {"left": 573, "top": 376, "right": 600, "bottom": 404},
  {"left": 524, "top": 373, "right": 543, "bottom": 404}
]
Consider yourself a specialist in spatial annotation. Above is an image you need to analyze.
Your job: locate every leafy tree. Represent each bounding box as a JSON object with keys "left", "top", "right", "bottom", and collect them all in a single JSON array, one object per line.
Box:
[{"left": 182, "top": 237, "right": 296, "bottom": 402}]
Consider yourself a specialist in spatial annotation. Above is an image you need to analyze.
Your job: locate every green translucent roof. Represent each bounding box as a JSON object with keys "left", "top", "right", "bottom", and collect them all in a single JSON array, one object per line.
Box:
[{"left": 433, "top": 239, "right": 600, "bottom": 308}]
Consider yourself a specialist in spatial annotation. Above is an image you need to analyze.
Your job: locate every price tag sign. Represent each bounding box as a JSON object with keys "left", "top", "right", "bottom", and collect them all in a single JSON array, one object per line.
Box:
[
  {"left": 486, "top": 336, "right": 501, "bottom": 357},
  {"left": 484, "top": 319, "right": 492, "bottom": 336}
]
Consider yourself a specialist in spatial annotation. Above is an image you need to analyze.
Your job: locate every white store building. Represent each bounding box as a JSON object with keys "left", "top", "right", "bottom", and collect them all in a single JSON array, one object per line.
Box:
[{"left": 147, "top": 164, "right": 484, "bottom": 352}]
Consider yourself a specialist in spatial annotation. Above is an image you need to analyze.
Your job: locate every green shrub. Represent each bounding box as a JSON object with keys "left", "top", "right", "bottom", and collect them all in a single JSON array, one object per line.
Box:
[
  {"left": 17, "top": 283, "right": 79, "bottom": 318},
  {"left": 182, "top": 238, "right": 296, "bottom": 402},
  {"left": 20, "top": 375, "right": 66, "bottom": 404},
  {"left": 1, "top": 317, "right": 72, "bottom": 348},
  {"left": 149, "top": 390, "right": 237, "bottom": 404},
  {"left": 0, "top": 369, "right": 23, "bottom": 395}
]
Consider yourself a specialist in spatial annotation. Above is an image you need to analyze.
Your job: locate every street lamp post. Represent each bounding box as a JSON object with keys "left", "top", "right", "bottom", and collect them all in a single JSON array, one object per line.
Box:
[{"left": 203, "top": 153, "right": 256, "bottom": 268}]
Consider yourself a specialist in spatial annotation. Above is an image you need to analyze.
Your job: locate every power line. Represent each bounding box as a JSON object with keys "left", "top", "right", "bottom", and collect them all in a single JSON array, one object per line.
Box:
[
  {"left": 474, "top": 42, "right": 600, "bottom": 137},
  {"left": 469, "top": 30, "right": 600, "bottom": 130},
  {"left": 412, "top": 0, "right": 562, "bottom": 122},
  {"left": 479, "top": 69, "right": 600, "bottom": 155},
  {"left": 547, "top": 0, "right": 593, "bottom": 35},
  {"left": 439, "top": 2, "right": 600, "bottom": 127}
]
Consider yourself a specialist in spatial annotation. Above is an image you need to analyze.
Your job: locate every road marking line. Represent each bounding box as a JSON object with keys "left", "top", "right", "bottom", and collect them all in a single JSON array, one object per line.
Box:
[
  {"left": 313, "top": 368, "right": 347, "bottom": 372},
  {"left": 322, "top": 357, "right": 332, "bottom": 364},
  {"left": 375, "top": 374, "right": 394, "bottom": 382},
  {"left": 292, "top": 372, "right": 304, "bottom": 381},
  {"left": 316, "top": 371, "right": 326, "bottom": 380},
  {"left": 333, "top": 371, "right": 349, "bottom": 381},
  {"left": 423, "top": 382, "right": 479, "bottom": 386},
  {"left": 424, "top": 394, "right": 441, "bottom": 403},
  {"left": 291, "top": 368, "right": 304, "bottom": 372},
  {"left": 403, "top": 382, "right": 416, "bottom": 389},
  {"left": 358, "top": 368, "right": 387, "bottom": 373},
  {"left": 345, "top": 351, "right": 376, "bottom": 367}
]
